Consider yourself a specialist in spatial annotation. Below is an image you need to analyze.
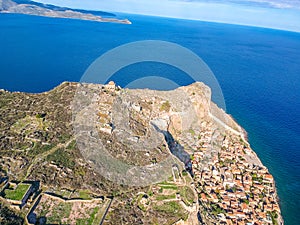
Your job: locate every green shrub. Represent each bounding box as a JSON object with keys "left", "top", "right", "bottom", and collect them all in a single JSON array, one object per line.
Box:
[
  {"left": 160, "top": 101, "right": 171, "bottom": 112},
  {"left": 46, "top": 148, "right": 75, "bottom": 169}
]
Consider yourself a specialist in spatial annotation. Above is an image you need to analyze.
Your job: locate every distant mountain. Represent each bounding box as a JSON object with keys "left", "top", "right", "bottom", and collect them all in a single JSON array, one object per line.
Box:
[
  {"left": 0, "top": 0, "right": 17, "bottom": 10},
  {"left": 12, "top": 0, "right": 116, "bottom": 17},
  {"left": 0, "top": 0, "right": 131, "bottom": 24}
]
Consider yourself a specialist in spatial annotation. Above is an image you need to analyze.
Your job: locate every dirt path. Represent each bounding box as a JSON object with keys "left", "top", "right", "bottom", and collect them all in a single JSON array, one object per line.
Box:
[
  {"left": 23, "top": 138, "right": 75, "bottom": 180},
  {"left": 209, "top": 112, "right": 243, "bottom": 137}
]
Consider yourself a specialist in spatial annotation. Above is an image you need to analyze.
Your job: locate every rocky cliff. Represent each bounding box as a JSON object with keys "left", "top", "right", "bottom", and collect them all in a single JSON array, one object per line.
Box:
[{"left": 0, "top": 81, "right": 283, "bottom": 224}]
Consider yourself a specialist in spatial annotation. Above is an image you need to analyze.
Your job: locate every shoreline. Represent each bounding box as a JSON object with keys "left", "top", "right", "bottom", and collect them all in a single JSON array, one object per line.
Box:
[{"left": 0, "top": 0, "right": 132, "bottom": 24}]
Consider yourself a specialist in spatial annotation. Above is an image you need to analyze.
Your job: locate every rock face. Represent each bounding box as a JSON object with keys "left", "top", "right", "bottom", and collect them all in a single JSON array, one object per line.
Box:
[
  {"left": 72, "top": 82, "right": 212, "bottom": 177},
  {"left": 0, "top": 0, "right": 131, "bottom": 24},
  {"left": 0, "top": 81, "right": 283, "bottom": 224},
  {"left": 72, "top": 81, "right": 283, "bottom": 224}
]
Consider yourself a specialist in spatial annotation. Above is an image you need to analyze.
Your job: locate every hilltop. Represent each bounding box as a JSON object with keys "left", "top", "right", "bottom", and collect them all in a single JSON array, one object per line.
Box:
[{"left": 0, "top": 82, "right": 283, "bottom": 224}]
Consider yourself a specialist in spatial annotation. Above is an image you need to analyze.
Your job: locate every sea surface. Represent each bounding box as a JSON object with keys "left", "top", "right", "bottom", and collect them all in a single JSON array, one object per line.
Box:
[{"left": 0, "top": 13, "right": 300, "bottom": 224}]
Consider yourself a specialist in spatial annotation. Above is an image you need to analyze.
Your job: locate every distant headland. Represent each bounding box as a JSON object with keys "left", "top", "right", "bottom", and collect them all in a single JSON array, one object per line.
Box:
[{"left": 0, "top": 0, "right": 132, "bottom": 24}]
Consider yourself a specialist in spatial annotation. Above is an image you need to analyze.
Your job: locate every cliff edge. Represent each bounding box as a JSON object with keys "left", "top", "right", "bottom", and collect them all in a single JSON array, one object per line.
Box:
[{"left": 0, "top": 81, "right": 283, "bottom": 224}]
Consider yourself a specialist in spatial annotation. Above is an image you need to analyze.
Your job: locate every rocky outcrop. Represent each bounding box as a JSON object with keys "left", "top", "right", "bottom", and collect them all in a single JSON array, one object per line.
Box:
[{"left": 0, "top": 81, "right": 283, "bottom": 224}]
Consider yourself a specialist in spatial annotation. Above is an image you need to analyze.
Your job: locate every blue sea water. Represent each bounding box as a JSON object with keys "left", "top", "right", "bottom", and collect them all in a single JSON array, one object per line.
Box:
[{"left": 0, "top": 13, "right": 300, "bottom": 224}]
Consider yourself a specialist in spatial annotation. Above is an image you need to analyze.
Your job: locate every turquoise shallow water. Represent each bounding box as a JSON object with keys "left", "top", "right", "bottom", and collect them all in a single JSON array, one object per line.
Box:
[{"left": 0, "top": 13, "right": 299, "bottom": 224}]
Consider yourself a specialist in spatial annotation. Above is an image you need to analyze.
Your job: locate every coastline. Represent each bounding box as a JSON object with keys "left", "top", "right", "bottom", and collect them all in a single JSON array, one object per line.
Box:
[
  {"left": 0, "top": 0, "right": 132, "bottom": 24},
  {"left": 0, "top": 80, "right": 284, "bottom": 224}
]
